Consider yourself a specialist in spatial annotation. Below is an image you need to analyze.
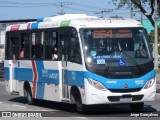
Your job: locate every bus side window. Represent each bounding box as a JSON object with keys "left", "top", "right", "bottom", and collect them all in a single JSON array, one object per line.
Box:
[
  {"left": 11, "top": 39, "right": 18, "bottom": 60},
  {"left": 8, "top": 33, "right": 19, "bottom": 60},
  {"left": 20, "top": 33, "right": 30, "bottom": 59},
  {"left": 44, "top": 31, "right": 58, "bottom": 60},
  {"left": 5, "top": 32, "right": 10, "bottom": 60},
  {"left": 31, "top": 32, "right": 43, "bottom": 59}
]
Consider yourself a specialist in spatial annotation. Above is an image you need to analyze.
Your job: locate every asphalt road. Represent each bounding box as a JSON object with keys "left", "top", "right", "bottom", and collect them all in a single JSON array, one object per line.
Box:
[{"left": 0, "top": 81, "right": 159, "bottom": 119}]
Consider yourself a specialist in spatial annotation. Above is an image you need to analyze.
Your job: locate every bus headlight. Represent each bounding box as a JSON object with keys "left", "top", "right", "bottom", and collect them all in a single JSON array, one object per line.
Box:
[
  {"left": 144, "top": 78, "right": 155, "bottom": 89},
  {"left": 87, "top": 78, "right": 107, "bottom": 91}
]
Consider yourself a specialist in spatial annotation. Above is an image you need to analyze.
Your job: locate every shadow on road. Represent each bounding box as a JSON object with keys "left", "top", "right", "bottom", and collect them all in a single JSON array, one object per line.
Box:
[{"left": 8, "top": 97, "right": 158, "bottom": 116}]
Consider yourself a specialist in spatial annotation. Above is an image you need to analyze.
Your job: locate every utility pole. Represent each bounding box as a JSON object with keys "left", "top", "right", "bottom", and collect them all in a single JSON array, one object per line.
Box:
[
  {"left": 56, "top": 2, "right": 70, "bottom": 15},
  {"left": 154, "top": 0, "right": 158, "bottom": 70},
  {"left": 94, "top": 9, "right": 113, "bottom": 18},
  {"left": 130, "top": 3, "right": 134, "bottom": 19}
]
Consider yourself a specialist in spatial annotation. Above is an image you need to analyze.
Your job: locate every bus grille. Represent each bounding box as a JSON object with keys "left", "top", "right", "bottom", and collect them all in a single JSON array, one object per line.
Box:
[
  {"left": 107, "top": 95, "right": 144, "bottom": 102},
  {"left": 108, "top": 88, "right": 142, "bottom": 93}
]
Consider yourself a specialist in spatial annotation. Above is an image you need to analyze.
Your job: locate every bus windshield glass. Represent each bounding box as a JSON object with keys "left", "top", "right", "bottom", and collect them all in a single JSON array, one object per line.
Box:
[{"left": 80, "top": 28, "right": 152, "bottom": 69}]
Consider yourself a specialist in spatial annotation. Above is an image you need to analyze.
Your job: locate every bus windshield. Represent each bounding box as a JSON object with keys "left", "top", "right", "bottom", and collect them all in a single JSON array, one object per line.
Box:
[{"left": 80, "top": 28, "right": 152, "bottom": 70}]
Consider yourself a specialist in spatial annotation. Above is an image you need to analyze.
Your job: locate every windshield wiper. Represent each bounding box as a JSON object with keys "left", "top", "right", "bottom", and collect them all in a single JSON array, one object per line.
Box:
[
  {"left": 104, "top": 50, "right": 143, "bottom": 72},
  {"left": 120, "top": 50, "right": 143, "bottom": 71},
  {"left": 104, "top": 52, "right": 119, "bottom": 72},
  {"left": 117, "top": 40, "right": 143, "bottom": 71},
  {"left": 105, "top": 59, "right": 113, "bottom": 72}
]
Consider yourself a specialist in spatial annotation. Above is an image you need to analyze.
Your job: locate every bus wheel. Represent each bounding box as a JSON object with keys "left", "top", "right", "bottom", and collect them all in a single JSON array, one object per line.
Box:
[
  {"left": 76, "top": 94, "right": 85, "bottom": 114},
  {"left": 130, "top": 102, "right": 144, "bottom": 112},
  {"left": 26, "top": 88, "right": 34, "bottom": 105}
]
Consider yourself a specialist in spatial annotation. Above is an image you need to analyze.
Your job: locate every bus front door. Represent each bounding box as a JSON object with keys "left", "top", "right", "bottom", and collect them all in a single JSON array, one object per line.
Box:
[{"left": 60, "top": 35, "right": 69, "bottom": 101}]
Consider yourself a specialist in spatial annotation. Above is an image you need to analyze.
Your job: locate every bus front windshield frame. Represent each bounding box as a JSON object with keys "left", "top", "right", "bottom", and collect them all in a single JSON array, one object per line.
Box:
[{"left": 80, "top": 28, "right": 152, "bottom": 71}]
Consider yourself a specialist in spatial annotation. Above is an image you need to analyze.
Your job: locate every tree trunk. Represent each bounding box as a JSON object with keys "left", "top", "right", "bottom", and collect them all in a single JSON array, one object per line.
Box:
[
  {"left": 131, "top": 0, "right": 155, "bottom": 27},
  {"left": 146, "top": 15, "right": 155, "bottom": 27}
]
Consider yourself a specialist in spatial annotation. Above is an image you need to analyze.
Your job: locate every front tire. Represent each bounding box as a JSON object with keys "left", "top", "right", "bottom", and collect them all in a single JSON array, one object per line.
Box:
[
  {"left": 76, "top": 96, "right": 83, "bottom": 113},
  {"left": 130, "top": 102, "right": 144, "bottom": 112},
  {"left": 75, "top": 93, "right": 86, "bottom": 114}
]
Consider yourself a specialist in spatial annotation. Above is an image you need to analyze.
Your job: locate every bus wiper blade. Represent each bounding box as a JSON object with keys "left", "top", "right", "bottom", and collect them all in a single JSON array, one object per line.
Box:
[
  {"left": 105, "top": 58, "right": 118, "bottom": 71},
  {"left": 121, "top": 50, "right": 143, "bottom": 71},
  {"left": 117, "top": 40, "right": 142, "bottom": 71},
  {"left": 105, "top": 60, "right": 111, "bottom": 72}
]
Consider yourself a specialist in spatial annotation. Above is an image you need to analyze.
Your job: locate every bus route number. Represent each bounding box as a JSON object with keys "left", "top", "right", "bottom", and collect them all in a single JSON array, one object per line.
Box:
[{"left": 93, "top": 30, "right": 112, "bottom": 39}]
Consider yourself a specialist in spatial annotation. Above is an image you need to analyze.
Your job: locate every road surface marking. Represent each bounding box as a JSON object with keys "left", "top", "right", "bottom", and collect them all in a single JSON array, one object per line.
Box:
[
  {"left": 12, "top": 104, "right": 26, "bottom": 108},
  {"left": 75, "top": 117, "right": 88, "bottom": 119}
]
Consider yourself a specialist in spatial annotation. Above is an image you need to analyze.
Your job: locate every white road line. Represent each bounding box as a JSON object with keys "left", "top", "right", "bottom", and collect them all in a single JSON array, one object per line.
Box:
[
  {"left": 75, "top": 117, "right": 88, "bottom": 119},
  {"left": 11, "top": 104, "right": 26, "bottom": 108},
  {"left": 0, "top": 101, "right": 3, "bottom": 104},
  {"left": 40, "top": 109, "right": 50, "bottom": 111}
]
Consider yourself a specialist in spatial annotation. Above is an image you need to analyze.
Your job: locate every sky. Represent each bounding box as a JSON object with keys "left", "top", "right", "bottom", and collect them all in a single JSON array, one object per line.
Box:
[{"left": 0, "top": 0, "right": 144, "bottom": 20}]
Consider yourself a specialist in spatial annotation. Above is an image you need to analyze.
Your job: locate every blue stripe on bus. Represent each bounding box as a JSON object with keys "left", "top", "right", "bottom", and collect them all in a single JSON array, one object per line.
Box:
[
  {"left": 46, "top": 70, "right": 59, "bottom": 84},
  {"left": 35, "top": 61, "right": 45, "bottom": 99},
  {"left": 67, "top": 71, "right": 84, "bottom": 87},
  {"left": 36, "top": 82, "right": 45, "bottom": 99},
  {"left": 4, "top": 65, "right": 155, "bottom": 90},
  {"left": 31, "top": 23, "right": 39, "bottom": 29},
  {"left": 34, "top": 61, "right": 60, "bottom": 99},
  {"left": 84, "top": 69, "right": 155, "bottom": 89},
  {"left": 4, "top": 67, "right": 10, "bottom": 80},
  {"left": 37, "top": 18, "right": 44, "bottom": 22},
  {"left": 4, "top": 67, "right": 59, "bottom": 84},
  {"left": 14, "top": 68, "right": 33, "bottom": 82}
]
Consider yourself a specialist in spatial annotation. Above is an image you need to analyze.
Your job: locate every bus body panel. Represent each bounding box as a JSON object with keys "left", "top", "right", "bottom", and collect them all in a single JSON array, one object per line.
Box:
[
  {"left": 4, "top": 60, "right": 62, "bottom": 102},
  {"left": 84, "top": 77, "right": 156, "bottom": 105},
  {"left": 4, "top": 60, "right": 19, "bottom": 94},
  {"left": 84, "top": 70, "right": 155, "bottom": 89},
  {"left": 4, "top": 59, "right": 85, "bottom": 102},
  {"left": 83, "top": 70, "right": 156, "bottom": 105}
]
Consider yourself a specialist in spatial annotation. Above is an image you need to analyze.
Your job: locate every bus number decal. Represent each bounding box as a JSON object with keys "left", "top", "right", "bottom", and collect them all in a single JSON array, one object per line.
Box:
[
  {"left": 93, "top": 30, "right": 112, "bottom": 38},
  {"left": 42, "top": 69, "right": 48, "bottom": 78},
  {"left": 97, "top": 59, "right": 105, "bottom": 64},
  {"left": 49, "top": 73, "right": 58, "bottom": 79},
  {"left": 42, "top": 69, "right": 58, "bottom": 79}
]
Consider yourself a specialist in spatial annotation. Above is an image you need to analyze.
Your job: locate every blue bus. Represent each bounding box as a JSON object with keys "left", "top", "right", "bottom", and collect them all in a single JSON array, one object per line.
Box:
[{"left": 4, "top": 14, "right": 156, "bottom": 113}]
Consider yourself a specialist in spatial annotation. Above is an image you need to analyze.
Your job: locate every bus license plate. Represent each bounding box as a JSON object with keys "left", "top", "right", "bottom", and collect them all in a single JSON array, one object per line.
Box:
[{"left": 120, "top": 97, "right": 132, "bottom": 102}]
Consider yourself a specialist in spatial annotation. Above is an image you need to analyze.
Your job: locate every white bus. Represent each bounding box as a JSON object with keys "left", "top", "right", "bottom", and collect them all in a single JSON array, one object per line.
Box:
[{"left": 4, "top": 14, "right": 156, "bottom": 113}]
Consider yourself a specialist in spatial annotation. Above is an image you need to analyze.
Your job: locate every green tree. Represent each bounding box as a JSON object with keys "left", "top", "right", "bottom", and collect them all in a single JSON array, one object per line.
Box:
[
  {"left": 149, "top": 28, "right": 160, "bottom": 43},
  {"left": 112, "top": 0, "right": 160, "bottom": 27}
]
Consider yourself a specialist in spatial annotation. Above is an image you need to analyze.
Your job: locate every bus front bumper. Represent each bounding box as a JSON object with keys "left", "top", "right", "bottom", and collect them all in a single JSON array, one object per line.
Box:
[{"left": 83, "top": 79, "right": 156, "bottom": 105}]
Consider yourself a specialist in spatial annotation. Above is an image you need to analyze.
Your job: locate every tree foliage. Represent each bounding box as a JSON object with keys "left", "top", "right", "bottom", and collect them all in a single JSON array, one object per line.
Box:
[
  {"left": 112, "top": 0, "right": 160, "bottom": 27},
  {"left": 149, "top": 28, "right": 160, "bottom": 43}
]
